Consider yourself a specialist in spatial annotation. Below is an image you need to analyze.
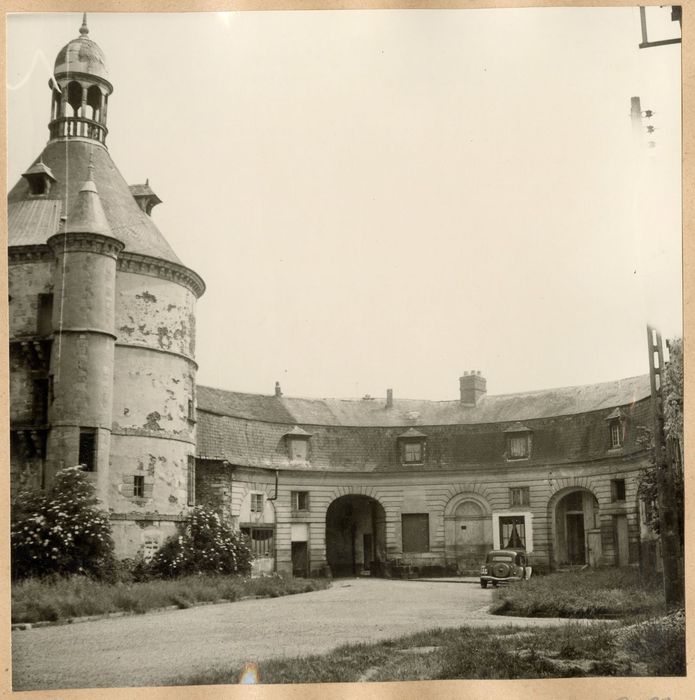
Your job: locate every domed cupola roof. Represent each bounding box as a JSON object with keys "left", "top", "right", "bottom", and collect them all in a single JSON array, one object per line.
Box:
[{"left": 54, "top": 14, "right": 109, "bottom": 82}]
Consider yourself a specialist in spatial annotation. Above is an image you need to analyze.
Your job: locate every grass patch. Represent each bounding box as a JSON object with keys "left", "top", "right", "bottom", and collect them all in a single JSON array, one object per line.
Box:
[
  {"left": 11, "top": 574, "right": 330, "bottom": 624},
  {"left": 175, "top": 610, "right": 685, "bottom": 685},
  {"left": 489, "top": 567, "right": 666, "bottom": 618}
]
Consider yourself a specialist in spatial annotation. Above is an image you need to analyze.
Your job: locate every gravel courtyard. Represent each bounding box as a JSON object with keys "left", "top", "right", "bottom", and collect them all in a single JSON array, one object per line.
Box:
[{"left": 13, "top": 577, "right": 581, "bottom": 690}]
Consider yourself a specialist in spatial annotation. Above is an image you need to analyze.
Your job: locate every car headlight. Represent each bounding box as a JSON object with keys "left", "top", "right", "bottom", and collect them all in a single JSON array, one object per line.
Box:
[{"left": 481, "top": 566, "right": 488, "bottom": 575}]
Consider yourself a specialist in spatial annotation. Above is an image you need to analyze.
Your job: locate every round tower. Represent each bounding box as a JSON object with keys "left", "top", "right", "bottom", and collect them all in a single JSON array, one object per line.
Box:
[
  {"left": 8, "top": 15, "right": 205, "bottom": 558},
  {"left": 45, "top": 164, "right": 124, "bottom": 500}
]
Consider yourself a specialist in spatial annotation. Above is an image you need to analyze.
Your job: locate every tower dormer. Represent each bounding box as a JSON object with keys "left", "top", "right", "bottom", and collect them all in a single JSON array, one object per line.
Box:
[{"left": 48, "top": 14, "right": 113, "bottom": 146}]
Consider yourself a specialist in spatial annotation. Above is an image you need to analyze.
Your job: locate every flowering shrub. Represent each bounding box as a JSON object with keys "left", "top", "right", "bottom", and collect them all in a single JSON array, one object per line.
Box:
[
  {"left": 11, "top": 465, "right": 115, "bottom": 580},
  {"left": 149, "top": 505, "right": 253, "bottom": 577}
]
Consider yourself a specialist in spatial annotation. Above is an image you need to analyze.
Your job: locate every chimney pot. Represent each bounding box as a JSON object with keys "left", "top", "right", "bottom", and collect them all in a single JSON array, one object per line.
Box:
[
  {"left": 386, "top": 388, "right": 393, "bottom": 408},
  {"left": 275, "top": 381, "right": 282, "bottom": 398}
]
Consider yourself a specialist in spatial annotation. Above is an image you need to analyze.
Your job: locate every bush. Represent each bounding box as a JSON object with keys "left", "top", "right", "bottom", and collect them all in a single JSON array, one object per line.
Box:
[
  {"left": 11, "top": 466, "right": 115, "bottom": 580},
  {"left": 149, "top": 505, "right": 253, "bottom": 577}
]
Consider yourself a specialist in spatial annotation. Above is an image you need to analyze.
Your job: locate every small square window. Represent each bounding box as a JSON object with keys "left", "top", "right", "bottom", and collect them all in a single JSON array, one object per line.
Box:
[
  {"left": 610, "top": 422, "right": 623, "bottom": 449},
  {"left": 509, "top": 487, "right": 530, "bottom": 507},
  {"left": 507, "top": 435, "right": 530, "bottom": 460},
  {"left": 251, "top": 493, "right": 264, "bottom": 513},
  {"left": 291, "top": 491, "right": 310, "bottom": 511},
  {"left": 402, "top": 440, "right": 425, "bottom": 464},
  {"left": 611, "top": 478, "right": 626, "bottom": 502},
  {"left": 133, "top": 475, "right": 145, "bottom": 498}
]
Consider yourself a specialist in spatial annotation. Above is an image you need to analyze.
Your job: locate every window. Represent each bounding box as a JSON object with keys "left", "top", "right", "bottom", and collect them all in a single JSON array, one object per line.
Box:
[
  {"left": 133, "top": 475, "right": 145, "bottom": 498},
  {"left": 610, "top": 422, "right": 623, "bottom": 448},
  {"left": 508, "top": 435, "right": 530, "bottom": 459},
  {"left": 289, "top": 439, "right": 308, "bottom": 461},
  {"left": 187, "top": 455, "right": 196, "bottom": 506},
  {"left": 401, "top": 513, "right": 429, "bottom": 553},
  {"left": 32, "top": 378, "right": 49, "bottom": 424},
  {"left": 250, "top": 493, "right": 264, "bottom": 513},
  {"left": 240, "top": 527, "right": 275, "bottom": 557},
  {"left": 509, "top": 487, "right": 530, "bottom": 507},
  {"left": 37, "top": 293, "right": 53, "bottom": 336},
  {"left": 187, "top": 398, "right": 195, "bottom": 422},
  {"left": 78, "top": 428, "right": 97, "bottom": 472},
  {"left": 499, "top": 516, "right": 526, "bottom": 550},
  {"left": 291, "top": 491, "right": 310, "bottom": 511},
  {"left": 403, "top": 442, "right": 423, "bottom": 464},
  {"left": 611, "top": 478, "right": 626, "bottom": 502}
]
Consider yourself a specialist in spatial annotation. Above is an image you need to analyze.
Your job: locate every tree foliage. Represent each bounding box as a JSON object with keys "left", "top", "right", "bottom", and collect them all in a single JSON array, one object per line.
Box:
[
  {"left": 11, "top": 466, "right": 116, "bottom": 580},
  {"left": 637, "top": 337, "right": 684, "bottom": 536},
  {"left": 149, "top": 505, "right": 253, "bottom": 578}
]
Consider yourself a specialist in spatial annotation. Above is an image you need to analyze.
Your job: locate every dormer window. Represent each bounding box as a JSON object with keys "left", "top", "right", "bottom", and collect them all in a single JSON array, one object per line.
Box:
[
  {"left": 398, "top": 428, "right": 427, "bottom": 465},
  {"left": 605, "top": 408, "right": 626, "bottom": 449},
  {"left": 21, "top": 159, "right": 57, "bottom": 196},
  {"left": 129, "top": 180, "right": 162, "bottom": 216},
  {"left": 505, "top": 423, "right": 532, "bottom": 461},
  {"left": 284, "top": 426, "right": 312, "bottom": 461}
]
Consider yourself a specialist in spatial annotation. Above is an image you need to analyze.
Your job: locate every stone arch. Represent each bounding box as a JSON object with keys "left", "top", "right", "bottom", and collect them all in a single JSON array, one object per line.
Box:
[
  {"left": 86, "top": 84, "right": 103, "bottom": 121},
  {"left": 325, "top": 493, "right": 387, "bottom": 577},
  {"left": 443, "top": 491, "right": 493, "bottom": 573},
  {"left": 67, "top": 80, "right": 83, "bottom": 117},
  {"left": 548, "top": 485, "right": 600, "bottom": 567}
]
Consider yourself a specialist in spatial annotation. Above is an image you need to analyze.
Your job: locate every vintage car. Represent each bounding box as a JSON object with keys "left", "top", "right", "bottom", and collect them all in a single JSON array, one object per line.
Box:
[{"left": 480, "top": 549, "right": 531, "bottom": 588}]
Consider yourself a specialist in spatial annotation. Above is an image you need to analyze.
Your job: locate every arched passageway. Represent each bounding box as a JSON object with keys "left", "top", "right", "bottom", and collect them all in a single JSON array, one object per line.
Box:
[
  {"left": 552, "top": 488, "right": 600, "bottom": 566},
  {"left": 325, "top": 495, "right": 386, "bottom": 577}
]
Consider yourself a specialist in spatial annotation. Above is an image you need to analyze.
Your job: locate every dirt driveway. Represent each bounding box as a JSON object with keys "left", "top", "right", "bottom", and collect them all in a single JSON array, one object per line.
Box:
[{"left": 12, "top": 577, "right": 581, "bottom": 690}]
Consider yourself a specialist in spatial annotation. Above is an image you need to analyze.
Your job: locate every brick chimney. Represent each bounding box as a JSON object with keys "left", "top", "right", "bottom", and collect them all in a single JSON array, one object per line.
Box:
[
  {"left": 386, "top": 388, "right": 393, "bottom": 409},
  {"left": 460, "top": 371, "right": 486, "bottom": 405},
  {"left": 275, "top": 381, "right": 283, "bottom": 398}
]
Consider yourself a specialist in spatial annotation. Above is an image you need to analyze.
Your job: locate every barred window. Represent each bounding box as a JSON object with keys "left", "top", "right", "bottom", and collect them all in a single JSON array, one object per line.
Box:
[
  {"left": 133, "top": 475, "right": 145, "bottom": 498},
  {"left": 241, "top": 527, "right": 275, "bottom": 557},
  {"left": 610, "top": 422, "right": 623, "bottom": 448}
]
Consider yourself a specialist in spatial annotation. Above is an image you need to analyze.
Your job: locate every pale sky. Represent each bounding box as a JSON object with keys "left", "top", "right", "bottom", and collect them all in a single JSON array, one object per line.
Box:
[{"left": 7, "top": 9, "right": 682, "bottom": 400}]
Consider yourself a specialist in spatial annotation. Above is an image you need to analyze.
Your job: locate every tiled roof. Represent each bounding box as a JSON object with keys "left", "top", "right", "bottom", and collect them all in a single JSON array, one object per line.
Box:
[
  {"left": 8, "top": 140, "right": 182, "bottom": 264},
  {"left": 8, "top": 200, "right": 63, "bottom": 246},
  {"left": 195, "top": 394, "right": 652, "bottom": 471},
  {"left": 197, "top": 374, "right": 651, "bottom": 428}
]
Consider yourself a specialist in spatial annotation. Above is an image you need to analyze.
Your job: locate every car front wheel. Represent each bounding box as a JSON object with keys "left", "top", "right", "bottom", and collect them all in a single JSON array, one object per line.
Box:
[{"left": 480, "top": 580, "right": 488, "bottom": 589}]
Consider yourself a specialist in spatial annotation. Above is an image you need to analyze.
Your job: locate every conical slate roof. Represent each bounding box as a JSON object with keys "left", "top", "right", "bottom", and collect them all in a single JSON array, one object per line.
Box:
[
  {"left": 8, "top": 140, "right": 182, "bottom": 264},
  {"left": 65, "top": 165, "right": 111, "bottom": 236}
]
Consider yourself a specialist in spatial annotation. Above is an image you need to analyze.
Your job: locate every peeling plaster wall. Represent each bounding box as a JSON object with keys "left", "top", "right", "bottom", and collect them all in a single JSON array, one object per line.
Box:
[
  {"left": 108, "top": 271, "right": 198, "bottom": 551},
  {"left": 108, "top": 434, "right": 192, "bottom": 515},
  {"left": 115, "top": 272, "right": 196, "bottom": 358}
]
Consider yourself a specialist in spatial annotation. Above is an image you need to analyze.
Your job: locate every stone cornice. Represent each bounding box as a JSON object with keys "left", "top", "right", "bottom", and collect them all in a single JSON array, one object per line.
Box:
[
  {"left": 8, "top": 245, "right": 53, "bottom": 264},
  {"left": 118, "top": 252, "right": 206, "bottom": 298},
  {"left": 47, "top": 232, "right": 125, "bottom": 259}
]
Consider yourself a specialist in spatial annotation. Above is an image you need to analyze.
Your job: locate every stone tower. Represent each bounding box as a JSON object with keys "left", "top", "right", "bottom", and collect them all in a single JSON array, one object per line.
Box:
[{"left": 8, "top": 16, "right": 205, "bottom": 557}]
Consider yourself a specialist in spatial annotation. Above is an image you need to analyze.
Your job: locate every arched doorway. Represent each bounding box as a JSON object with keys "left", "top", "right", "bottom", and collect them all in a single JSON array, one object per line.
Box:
[
  {"left": 325, "top": 495, "right": 386, "bottom": 577},
  {"left": 444, "top": 495, "right": 492, "bottom": 573},
  {"left": 552, "top": 488, "right": 600, "bottom": 566}
]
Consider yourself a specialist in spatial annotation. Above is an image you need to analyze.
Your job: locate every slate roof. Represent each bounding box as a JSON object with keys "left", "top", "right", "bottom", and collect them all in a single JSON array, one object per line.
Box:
[
  {"left": 8, "top": 140, "right": 182, "bottom": 264},
  {"left": 197, "top": 374, "right": 651, "bottom": 428}
]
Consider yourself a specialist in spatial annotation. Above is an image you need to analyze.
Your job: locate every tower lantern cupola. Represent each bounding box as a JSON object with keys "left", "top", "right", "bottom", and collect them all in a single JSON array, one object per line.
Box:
[{"left": 48, "top": 14, "right": 113, "bottom": 146}]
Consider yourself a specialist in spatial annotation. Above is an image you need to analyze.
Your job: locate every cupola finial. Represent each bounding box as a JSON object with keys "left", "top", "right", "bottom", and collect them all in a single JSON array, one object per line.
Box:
[{"left": 80, "top": 13, "right": 89, "bottom": 37}]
